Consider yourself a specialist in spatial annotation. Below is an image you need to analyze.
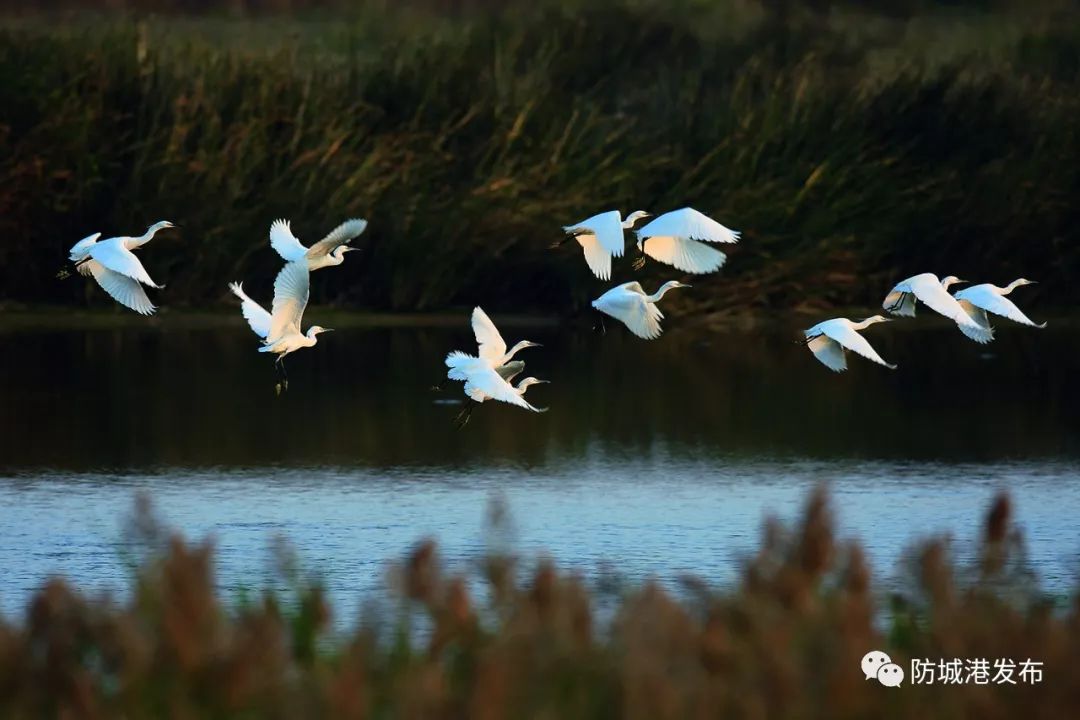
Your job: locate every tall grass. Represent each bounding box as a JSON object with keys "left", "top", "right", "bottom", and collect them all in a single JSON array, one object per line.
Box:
[
  {"left": 0, "top": 2, "right": 1077, "bottom": 314},
  {"left": 0, "top": 488, "right": 1074, "bottom": 717}
]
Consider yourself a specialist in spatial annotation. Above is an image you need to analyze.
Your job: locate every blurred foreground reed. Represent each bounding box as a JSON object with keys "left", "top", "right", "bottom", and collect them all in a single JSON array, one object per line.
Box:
[{"left": 1, "top": 487, "right": 1076, "bottom": 718}]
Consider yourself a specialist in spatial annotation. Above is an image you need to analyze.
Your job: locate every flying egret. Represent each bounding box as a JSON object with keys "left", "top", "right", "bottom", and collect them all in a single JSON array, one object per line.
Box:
[
  {"left": 558, "top": 210, "right": 651, "bottom": 280},
  {"left": 882, "top": 273, "right": 990, "bottom": 343},
  {"left": 61, "top": 221, "right": 176, "bottom": 315},
  {"left": 269, "top": 218, "right": 368, "bottom": 271},
  {"left": 467, "top": 306, "right": 542, "bottom": 367},
  {"left": 229, "top": 260, "right": 332, "bottom": 394},
  {"left": 429, "top": 308, "right": 539, "bottom": 394},
  {"left": 444, "top": 350, "right": 547, "bottom": 426},
  {"left": 803, "top": 316, "right": 897, "bottom": 372},
  {"left": 953, "top": 279, "right": 1045, "bottom": 342},
  {"left": 632, "top": 208, "right": 739, "bottom": 273},
  {"left": 591, "top": 280, "right": 690, "bottom": 340}
]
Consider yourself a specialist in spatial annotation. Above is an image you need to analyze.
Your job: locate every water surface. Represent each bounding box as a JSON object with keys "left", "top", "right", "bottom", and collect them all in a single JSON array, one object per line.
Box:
[{"left": 2, "top": 316, "right": 1078, "bottom": 618}]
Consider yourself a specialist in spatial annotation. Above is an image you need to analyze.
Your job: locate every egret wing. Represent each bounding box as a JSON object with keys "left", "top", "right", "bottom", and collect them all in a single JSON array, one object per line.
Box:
[
  {"left": 471, "top": 307, "right": 507, "bottom": 365},
  {"left": 87, "top": 260, "right": 156, "bottom": 315},
  {"left": 565, "top": 211, "right": 625, "bottom": 255},
  {"left": 307, "top": 218, "right": 368, "bottom": 258},
  {"left": 574, "top": 233, "right": 613, "bottom": 281},
  {"left": 268, "top": 260, "right": 310, "bottom": 342},
  {"left": 596, "top": 291, "right": 663, "bottom": 340},
  {"left": 955, "top": 299, "right": 995, "bottom": 343},
  {"left": 88, "top": 239, "right": 161, "bottom": 288},
  {"left": 496, "top": 360, "right": 525, "bottom": 384},
  {"left": 229, "top": 282, "right": 272, "bottom": 339},
  {"left": 821, "top": 323, "right": 896, "bottom": 369},
  {"left": 907, "top": 275, "right": 980, "bottom": 329},
  {"left": 958, "top": 286, "right": 1045, "bottom": 328},
  {"left": 641, "top": 236, "right": 727, "bottom": 274},
  {"left": 269, "top": 219, "right": 309, "bottom": 262},
  {"left": 807, "top": 334, "right": 847, "bottom": 372},
  {"left": 461, "top": 364, "right": 541, "bottom": 412},
  {"left": 445, "top": 350, "right": 480, "bottom": 381},
  {"left": 637, "top": 208, "right": 739, "bottom": 244}
]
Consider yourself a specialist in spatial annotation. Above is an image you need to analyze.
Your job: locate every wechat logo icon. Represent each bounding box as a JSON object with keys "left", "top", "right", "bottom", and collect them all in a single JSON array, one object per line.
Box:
[{"left": 862, "top": 650, "right": 904, "bottom": 687}]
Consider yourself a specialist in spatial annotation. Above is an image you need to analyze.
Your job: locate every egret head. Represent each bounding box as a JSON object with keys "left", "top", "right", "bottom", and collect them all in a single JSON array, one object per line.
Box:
[
  {"left": 307, "top": 326, "right": 333, "bottom": 338},
  {"left": 514, "top": 340, "right": 542, "bottom": 351},
  {"left": 517, "top": 377, "right": 549, "bottom": 392},
  {"left": 330, "top": 245, "right": 357, "bottom": 261},
  {"left": 664, "top": 280, "right": 692, "bottom": 289},
  {"left": 862, "top": 315, "right": 892, "bottom": 325},
  {"left": 149, "top": 220, "right": 176, "bottom": 232},
  {"left": 1012, "top": 278, "right": 1037, "bottom": 287},
  {"left": 624, "top": 210, "right": 653, "bottom": 226},
  {"left": 940, "top": 275, "right": 967, "bottom": 289}
]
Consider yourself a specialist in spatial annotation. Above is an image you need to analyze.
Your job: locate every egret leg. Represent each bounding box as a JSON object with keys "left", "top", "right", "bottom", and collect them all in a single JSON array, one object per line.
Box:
[
  {"left": 274, "top": 355, "right": 289, "bottom": 395},
  {"left": 632, "top": 238, "right": 648, "bottom": 271},
  {"left": 592, "top": 311, "right": 607, "bottom": 335},
  {"left": 56, "top": 258, "right": 88, "bottom": 280},
  {"left": 453, "top": 401, "right": 476, "bottom": 429},
  {"left": 884, "top": 292, "right": 907, "bottom": 314}
]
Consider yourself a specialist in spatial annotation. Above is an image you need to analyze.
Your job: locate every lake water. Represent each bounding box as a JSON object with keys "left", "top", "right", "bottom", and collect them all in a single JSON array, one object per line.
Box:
[{"left": 2, "top": 314, "right": 1078, "bottom": 620}]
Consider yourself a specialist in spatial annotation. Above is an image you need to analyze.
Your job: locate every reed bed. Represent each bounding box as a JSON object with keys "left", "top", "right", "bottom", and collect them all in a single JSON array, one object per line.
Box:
[
  {"left": 0, "top": 2, "right": 1077, "bottom": 315},
  {"left": 0, "top": 488, "right": 1075, "bottom": 718}
]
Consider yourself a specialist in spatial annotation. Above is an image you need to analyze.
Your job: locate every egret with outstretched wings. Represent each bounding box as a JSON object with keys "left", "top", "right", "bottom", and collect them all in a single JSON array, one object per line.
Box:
[
  {"left": 633, "top": 208, "right": 739, "bottom": 274},
  {"left": 229, "top": 260, "right": 332, "bottom": 393},
  {"left": 63, "top": 221, "right": 175, "bottom": 315},
  {"left": 269, "top": 218, "right": 368, "bottom": 271},
  {"left": 953, "top": 278, "right": 1045, "bottom": 341},
  {"left": 883, "top": 273, "right": 991, "bottom": 343},
  {"left": 559, "top": 210, "right": 651, "bottom": 280},
  {"left": 591, "top": 280, "right": 690, "bottom": 340},
  {"left": 803, "top": 316, "right": 896, "bottom": 372}
]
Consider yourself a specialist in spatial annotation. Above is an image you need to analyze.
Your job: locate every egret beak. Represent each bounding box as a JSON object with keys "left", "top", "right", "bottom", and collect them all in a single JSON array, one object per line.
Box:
[{"left": 536, "top": 380, "right": 550, "bottom": 384}]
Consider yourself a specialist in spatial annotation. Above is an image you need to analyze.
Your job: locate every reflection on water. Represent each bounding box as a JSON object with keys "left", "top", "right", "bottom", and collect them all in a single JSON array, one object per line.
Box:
[
  {"left": 1, "top": 317, "right": 1077, "bottom": 468},
  {"left": 0, "top": 316, "right": 1078, "bottom": 616}
]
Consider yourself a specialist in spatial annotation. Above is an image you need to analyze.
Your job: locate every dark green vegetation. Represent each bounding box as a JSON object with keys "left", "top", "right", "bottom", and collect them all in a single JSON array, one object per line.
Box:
[
  {"left": 0, "top": 1, "right": 1077, "bottom": 315},
  {"left": 1, "top": 489, "right": 1074, "bottom": 718}
]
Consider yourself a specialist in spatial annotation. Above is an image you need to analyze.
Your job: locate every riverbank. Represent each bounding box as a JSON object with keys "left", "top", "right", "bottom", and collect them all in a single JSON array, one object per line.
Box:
[{"left": 1, "top": 2, "right": 1077, "bottom": 314}]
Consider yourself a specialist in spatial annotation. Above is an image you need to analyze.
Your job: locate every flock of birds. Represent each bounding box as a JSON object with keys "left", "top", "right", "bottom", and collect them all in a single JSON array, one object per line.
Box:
[{"left": 61, "top": 207, "right": 1045, "bottom": 423}]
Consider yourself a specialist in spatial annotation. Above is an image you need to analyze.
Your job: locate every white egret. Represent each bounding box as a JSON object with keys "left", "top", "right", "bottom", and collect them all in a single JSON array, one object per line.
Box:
[
  {"left": 228, "top": 260, "right": 332, "bottom": 393},
  {"left": 632, "top": 207, "right": 739, "bottom": 273},
  {"left": 468, "top": 306, "right": 542, "bottom": 367},
  {"left": 558, "top": 210, "right": 651, "bottom": 280},
  {"left": 62, "top": 221, "right": 175, "bottom": 315},
  {"left": 269, "top": 218, "right": 368, "bottom": 271},
  {"left": 444, "top": 352, "right": 548, "bottom": 426},
  {"left": 591, "top": 280, "right": 690, "bottom": 340},
  {"left": 882, "top": 273, "right": 990, "bottom": 342},
  {"left": 953, "top": 279, "right": 1045, "bottom": 342},
  {"left": 803, "top": 316, "right": 897, "bottom": 372}
]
